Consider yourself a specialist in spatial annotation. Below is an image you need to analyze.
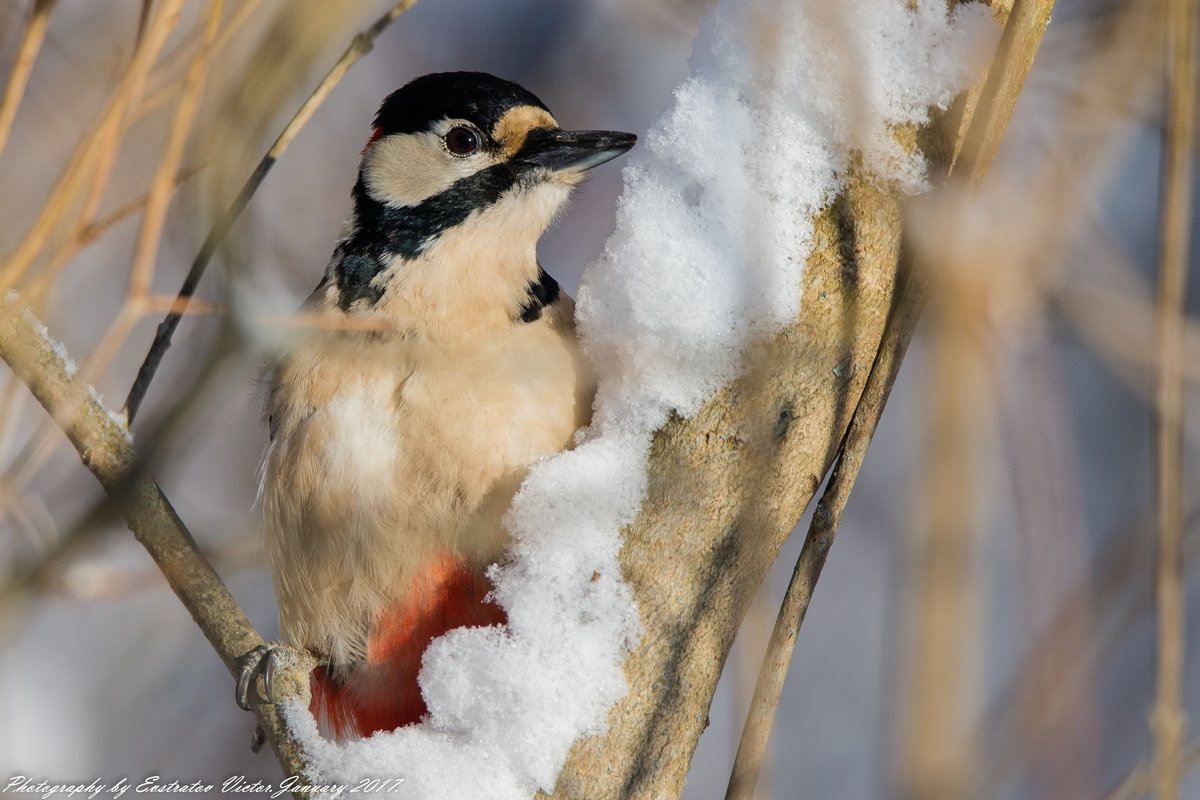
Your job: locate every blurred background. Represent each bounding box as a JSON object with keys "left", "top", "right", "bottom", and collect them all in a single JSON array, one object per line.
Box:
[{"left": 0, "top": 1, "right": 1196, "bottom": 798}]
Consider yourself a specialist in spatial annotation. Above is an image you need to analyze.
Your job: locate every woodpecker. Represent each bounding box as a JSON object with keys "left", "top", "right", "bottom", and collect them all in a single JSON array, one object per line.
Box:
[{"left": 236, "top": 72, "right": 635, "bottom": 741}]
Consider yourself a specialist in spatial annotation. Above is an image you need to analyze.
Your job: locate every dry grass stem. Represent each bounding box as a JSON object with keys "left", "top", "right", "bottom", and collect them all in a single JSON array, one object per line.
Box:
[
  {"left": 1150, "top": 1, "right": 1195, "bottom": 798},
  {"left": 136, "top": 0, "right": 265, "bottom": 117},
  {"left": 0, "top": 0, "right": 58, "bottom": 161},
  {"left": 954, "top": 0, "right": 1055, "bottom": 183},
  {"left": 1052, "top": 234, "right": 1200, "bottom": 395},
  {"left": 0, "top": 1, "right": 197, "bottom": 538},
  {"left": 0, "top": 0, "right": 185, "bottom": 288},
  {"left": 900, "top": 255, "right": 986, "bottom": 800},
  {"left": 944, "top": 5, "right": 1178, "bottom": 795},
  {"left": 23, "top": 164, "right": 208, "bottom": 305},
  {"left": 0, "top": 1, "right": 267, "bottom": 521},
  {"left": 127, "top": 0, "right": 224, "bottom": 300}
]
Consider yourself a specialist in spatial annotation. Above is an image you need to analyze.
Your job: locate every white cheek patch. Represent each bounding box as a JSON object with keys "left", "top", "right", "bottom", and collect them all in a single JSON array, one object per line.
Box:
[{"left": 363, "top": 122, "right": 498, "bottom": 209}]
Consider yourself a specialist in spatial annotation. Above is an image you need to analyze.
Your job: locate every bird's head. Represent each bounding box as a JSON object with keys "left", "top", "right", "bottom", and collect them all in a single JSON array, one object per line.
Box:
[{"left": 328, "top": 72, "right": 636, "bottom": 324}]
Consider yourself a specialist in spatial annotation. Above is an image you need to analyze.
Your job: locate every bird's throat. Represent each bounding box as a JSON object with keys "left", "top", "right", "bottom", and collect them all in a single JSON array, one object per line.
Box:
[{"left": 329, "top": 179, "right": 568, "bottom": 330}]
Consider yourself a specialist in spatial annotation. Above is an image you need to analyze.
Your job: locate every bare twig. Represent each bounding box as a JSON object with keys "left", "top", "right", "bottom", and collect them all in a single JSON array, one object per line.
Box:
[
  {"left": 0, "top": 0, "right": 190, "bottom": 532},
  {"left": 1151, "top": 0, "right": 1195, "bottom": 797},
  {"left": 16, "top": 164, "right": 206, "bottom": 312},
  {"left": 0, "top": 0, "right": 58, "bottom": 161},
  {"left": 723, "top": 3, "right": 1055, "bottom": 797},
  {"left": 0, "top": 292, "right": 315, "bottom": 790},
  {"left": 123, "top": 0, "right": 420, "bottom": 423}
]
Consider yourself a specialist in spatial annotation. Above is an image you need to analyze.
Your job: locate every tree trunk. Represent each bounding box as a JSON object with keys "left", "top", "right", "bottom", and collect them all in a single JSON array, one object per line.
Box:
[{"left": 551, "top": 163, "right": 920, "bottom": 798}]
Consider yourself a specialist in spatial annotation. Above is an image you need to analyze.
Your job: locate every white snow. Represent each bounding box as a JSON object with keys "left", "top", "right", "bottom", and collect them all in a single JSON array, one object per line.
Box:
[{"left": 290, "top": 1, "right": 995, "bottom": 797}]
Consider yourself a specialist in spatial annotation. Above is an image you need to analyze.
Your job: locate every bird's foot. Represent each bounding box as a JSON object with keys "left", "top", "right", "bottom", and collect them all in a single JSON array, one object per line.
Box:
[
  {"left": 235, "top": 643, "right": 319, "bottom": 754},
  {"left": 235, "top": 643, "right": 288, "bottom": 710}
]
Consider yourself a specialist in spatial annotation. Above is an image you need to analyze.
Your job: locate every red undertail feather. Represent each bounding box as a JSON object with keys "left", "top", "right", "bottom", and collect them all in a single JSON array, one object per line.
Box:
[{"left": 310, "top": 554, "right": 507, "bottom": 739}]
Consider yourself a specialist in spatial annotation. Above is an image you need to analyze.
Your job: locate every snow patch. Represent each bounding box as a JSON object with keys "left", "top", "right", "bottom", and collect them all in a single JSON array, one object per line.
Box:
[{"left": 293, "top": 1, "right": 994, "bottom": 796}]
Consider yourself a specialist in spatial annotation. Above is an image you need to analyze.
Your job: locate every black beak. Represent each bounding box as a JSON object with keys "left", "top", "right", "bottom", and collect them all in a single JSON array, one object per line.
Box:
[{"left": 515, "top": 128, "right": 637, "bottom": 173}]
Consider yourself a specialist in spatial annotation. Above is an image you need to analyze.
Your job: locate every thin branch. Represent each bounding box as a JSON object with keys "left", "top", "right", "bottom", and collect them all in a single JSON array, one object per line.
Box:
[
  {"left": 0, "top": 2, "right": 193, "bottom": 534},
  {"left": 1151, "top": 0, "right": 1195, "bottom": 797},
  {"left": 0, "top": 0, "right": 203, "bottom": 406},
  {"left": 123, "top": 0, "right": 420, "bottom": 423},
  {"left": 976, "top": 503, "right": 1200, "bottom": 798},
  {"left": 724, "top": 2, "right": 1055, "bottom": 797},
  {"left": 0, "top": 0, "right": 58, "bottom": 161},
  {"left": 0, "top": 292, "right": 315, "bottom": 789}
]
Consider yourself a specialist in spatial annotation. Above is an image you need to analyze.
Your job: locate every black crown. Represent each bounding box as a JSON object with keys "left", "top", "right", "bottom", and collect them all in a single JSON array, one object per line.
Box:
[{"left": 373, "top": 72, "right": 551, "bottom": 137}]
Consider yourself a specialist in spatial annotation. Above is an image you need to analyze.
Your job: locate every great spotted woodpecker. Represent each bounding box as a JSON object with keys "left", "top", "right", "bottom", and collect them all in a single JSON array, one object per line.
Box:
[{"left": 237, "top": 72, "right": 635, "bottom": 741}]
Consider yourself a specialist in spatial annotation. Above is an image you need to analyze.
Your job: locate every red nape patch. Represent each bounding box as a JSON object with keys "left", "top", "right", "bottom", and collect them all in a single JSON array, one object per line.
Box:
[
  {"left": 361, "top": 126, "right": 384, "bottom": 154},
  {"left": 309, "top": 554, "right": 507, "bottom": 740}
]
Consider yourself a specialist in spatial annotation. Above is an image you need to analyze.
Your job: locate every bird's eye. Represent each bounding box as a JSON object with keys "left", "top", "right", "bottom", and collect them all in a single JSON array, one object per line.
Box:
[{"left": 444, "top": 126, "right": 480, "bottom": 157}]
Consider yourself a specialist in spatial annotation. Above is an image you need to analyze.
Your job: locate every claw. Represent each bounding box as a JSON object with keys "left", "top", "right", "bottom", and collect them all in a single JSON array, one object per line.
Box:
[
  {"left": 250, "top": 723, "right": 266, "bottom": 754},
  {"left": 235, "top": 644, "right": 278, "bottom": 710},
  {"left": 263, "top": 649, "right": 278, "bottom": 702}
]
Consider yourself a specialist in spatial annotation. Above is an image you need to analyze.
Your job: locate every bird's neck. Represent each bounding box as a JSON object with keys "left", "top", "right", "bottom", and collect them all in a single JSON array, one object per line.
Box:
[{"left": 323, "top": 176, "right": 568, "bottom": 337}]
